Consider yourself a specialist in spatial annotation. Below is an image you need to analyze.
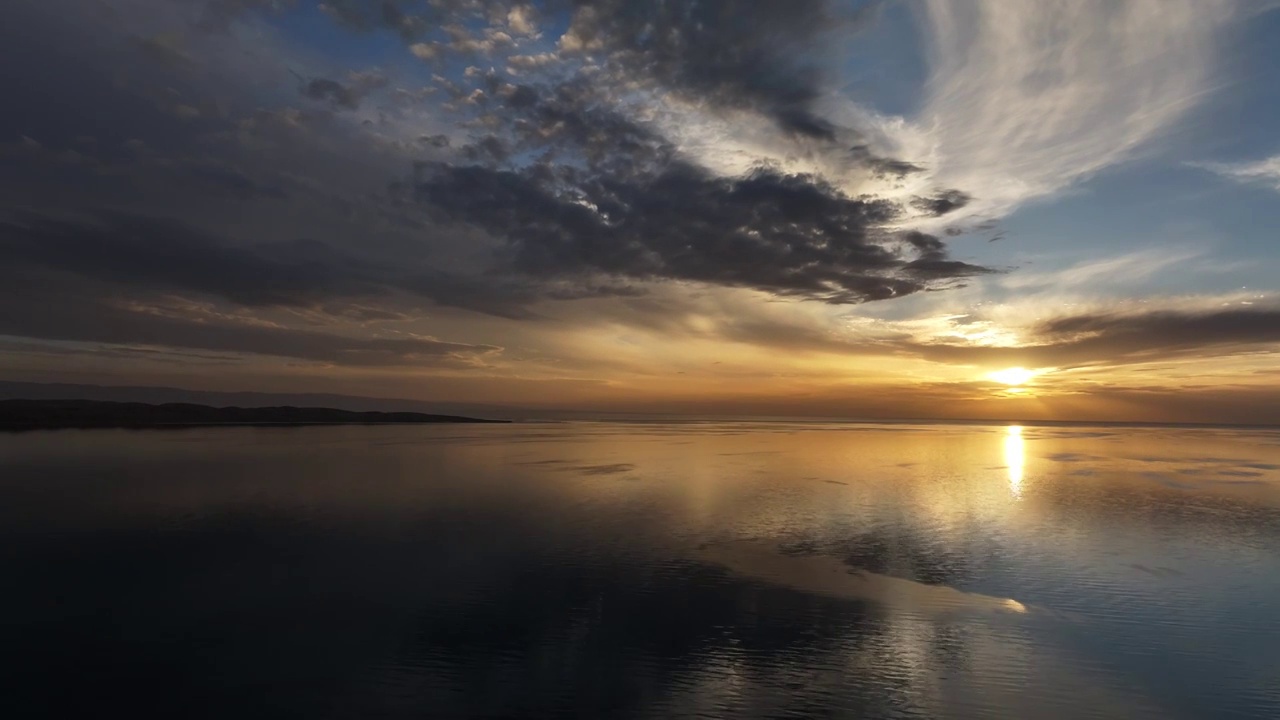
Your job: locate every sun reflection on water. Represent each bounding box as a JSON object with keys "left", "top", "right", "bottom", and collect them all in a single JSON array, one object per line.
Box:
[{"left": 1005, "top": 425, "right": 1025, "bottom": 498}]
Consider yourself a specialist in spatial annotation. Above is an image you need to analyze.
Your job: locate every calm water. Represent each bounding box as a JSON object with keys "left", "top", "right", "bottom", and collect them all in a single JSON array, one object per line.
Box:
[{"left": 3, "top": 422, "right": 1280, "bottom": 719}]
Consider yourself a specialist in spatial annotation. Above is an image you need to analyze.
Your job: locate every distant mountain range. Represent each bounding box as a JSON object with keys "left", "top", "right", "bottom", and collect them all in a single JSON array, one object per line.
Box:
[{"left": 0, "top": 398, "right": 506, "bottom": 429}]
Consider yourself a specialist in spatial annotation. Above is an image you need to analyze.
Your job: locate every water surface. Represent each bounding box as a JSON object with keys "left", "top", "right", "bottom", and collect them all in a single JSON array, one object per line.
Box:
[{"left": 3, "top": 422, "right": 1279, "bottom": 718}]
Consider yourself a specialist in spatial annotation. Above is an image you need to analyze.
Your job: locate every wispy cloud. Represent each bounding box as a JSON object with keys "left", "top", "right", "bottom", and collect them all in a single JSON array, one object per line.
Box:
[
  {"left": 1193, "top": 154, "right": 1280, "bottom": 193},
  {"left": 999, "top": 248, "right": 1207, "bottom": 291},
  {"left": 900, "top": 0, "right": 1236, "bottom": 222}
]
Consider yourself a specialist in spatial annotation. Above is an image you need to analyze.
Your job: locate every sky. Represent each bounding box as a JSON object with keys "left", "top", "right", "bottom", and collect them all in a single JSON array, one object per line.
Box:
[{"left": 2, "top": 0, "right": 1280, "bottom": 423}]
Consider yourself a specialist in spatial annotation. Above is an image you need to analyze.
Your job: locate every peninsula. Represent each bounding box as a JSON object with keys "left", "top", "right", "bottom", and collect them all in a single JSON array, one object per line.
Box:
[{"left": 0, "top": 399, "right": 506, "bottom": 429}]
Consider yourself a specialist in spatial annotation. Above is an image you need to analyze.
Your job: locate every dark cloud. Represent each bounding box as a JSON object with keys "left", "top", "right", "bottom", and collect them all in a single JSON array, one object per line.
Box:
[
  {"left": 173, "top": 158, "right": 291, "bottom": 199},
  {"left": 303, "top": 78, "right": 362, "bottom": 109},
  {"left": 906, "top": 307, "right": 1280, "bottom": 369},
  {"left": 459, "top": 134, "right": 513, "bottom": 165},
  {"left": 0, "top": 0, "right": 993, "bottom": 376},
  {"left": 314, "top": 0, "right": 501, "bottom": 42},
  {"left": 297, "top": 71, "right": 388, "bottom": 111},
  {"left": 302, "top": 1, "right": 881, "bottom": 144},
  {"left": 0, "top": 208, "right": 576, "bottom": 321},
  {"left": 0, "top": 210, "right": 378, "bottom": 307},
  {"left": 486, "top": 78, "right": 675, "bottom": 174},
  {"left": 316, "top": 0, "right": 429, "bottom": 39},
  {"left": 0, "top": 206, "right": 500, "bottom": 369},
  {"left": 393, "top": 269, "right": 544, "bottom": 320},
  {"left": 912, "top": 190, "right": 971, "bottom": 217},
  {"left": 0, "top": 11, "right": 210, "bottom": 156},
  {"left": 561, "top": 0, "right": 878, "bottom": 140},
  {"left": 635, "top": 303, "right": 1280, "bottom": 374},
  {"left": 897, "top": 230, "right": 988, "bottom": 280},
  {"left": 196, "top": 0, "right": 297, "bottom": 32},
  {"left": 171, "top": 0, "right": 973, "bottom": 311},
  {"left": 415, "top": 160, "right": 992, "bottom": 304},
  {"left": 0, "top": 289, "right": 499, "bottom": 367},
  {"left": 850, "top": 145, "right": 924, "bottom": 179},
  {"left": 1036, "top": 308, "right": 1280, "bottom": 358},
  {"left": 315, "top": 0, "right": 378, "bottom": 30},
  {"left": 384, "top": 13, "right": 988, "bottom": 306}
]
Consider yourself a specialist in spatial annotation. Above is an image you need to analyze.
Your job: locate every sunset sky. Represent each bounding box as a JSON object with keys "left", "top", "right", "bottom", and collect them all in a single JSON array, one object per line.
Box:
[{"left": 3, "top": 0, "right": 1280, "bottom": 423}]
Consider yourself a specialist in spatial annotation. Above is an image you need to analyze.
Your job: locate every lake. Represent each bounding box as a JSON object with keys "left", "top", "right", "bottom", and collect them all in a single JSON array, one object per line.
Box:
[{"left": 3, "top": 422, "right": 1279, "bottom": 718}]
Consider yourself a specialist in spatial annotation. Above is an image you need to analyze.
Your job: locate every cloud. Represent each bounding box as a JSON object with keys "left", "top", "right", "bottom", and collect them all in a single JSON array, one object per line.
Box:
[
  {"left": 196, "top": 0, "right": 297, "bottom": 33},
  {"left": 299, "top": 77, "right": 360, "bottom": 108},
  {"left": 1194, "top": 154, "right": 1280, "bottom": 192},
  {"left": 999, "top": 247, "right": 1206, "bottom": 291},
  {"left": 394, "top": 68, "right": 991, "bottom": 305},
  {"left": 904, "top": 304, "right": 1280, "bottom": 369},
  {"left": 316, "top": 0, "right": 428, "bottom": 39},
  {"left": 195, "top": 0, "right": 977, "bottom": 273},
  {"left": 0, "top": 208, "right": 601, "bottom": 320},
  {"left": 415, "top": 159, "right": 993, "bottom": 304},
  {"left": 163, "top": 157, "right": 292, "bottom": 200},
  {"left": 0, "top": 210, "right": 380, "bottom": 307},
  {"left": 0, "top": 212, "right": 503, "bottom": 369},
  {"left": 441, "top": 24, "right": 514, "bottom": 54},
  {"left": 505, "top": 52, "right": 557, "bottom": 73},
  {"left": 603, "top": 289, "right": 1280, "bottom": 374},
  {"left": 557, "top": 0, "right": 880, "bottom": 140},
  {"left": 297, "top": 70, "right": 388, "bottom": 110},
  {"left": 1036, "top": 307, "right": 1280, "bottom": 357},
  {"left": 910, "top": 190, "right": 970, "bottom": 218},
  {"left": 0, "top": 290, "right": 500, "bottom": 367},
  {"left": 903, "top": 0, "right": 1236, "bottom": 220},
  {"left": 506, "top": 4, "right": 538, "bottom": 36},
  {"left": 409, "top": 42, "right": 440, "bottom": 61}
]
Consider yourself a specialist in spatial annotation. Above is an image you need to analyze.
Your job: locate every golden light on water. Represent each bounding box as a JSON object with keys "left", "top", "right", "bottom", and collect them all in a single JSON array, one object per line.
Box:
[
  {"left": 989, "top": 367, "right": 1037, "bottom": 386},
  {"left": 1004, "top": 425, "right": 1025, "bottom": 498}
]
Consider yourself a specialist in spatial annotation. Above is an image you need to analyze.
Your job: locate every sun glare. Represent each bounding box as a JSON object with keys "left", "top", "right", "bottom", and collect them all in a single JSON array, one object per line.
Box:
[{"left": 988, "top": 367, "right": 1037, "bottom": 386}]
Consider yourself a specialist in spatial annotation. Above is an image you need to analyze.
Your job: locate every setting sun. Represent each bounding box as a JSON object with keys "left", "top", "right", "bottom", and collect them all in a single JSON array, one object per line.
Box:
[{"left": 988, "top": 367, "right": 1038, "bottom": 386}]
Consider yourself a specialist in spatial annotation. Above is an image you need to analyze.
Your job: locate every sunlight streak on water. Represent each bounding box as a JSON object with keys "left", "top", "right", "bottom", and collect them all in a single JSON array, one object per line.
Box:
[{"left": 1005, "top": 425, "right": 1025, "bottom": 498}]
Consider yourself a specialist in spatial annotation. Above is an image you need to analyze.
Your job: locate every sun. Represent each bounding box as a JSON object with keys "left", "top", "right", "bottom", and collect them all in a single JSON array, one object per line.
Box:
[{"left": 988, "top": 367, "right": 1037, "bottom": 386}]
